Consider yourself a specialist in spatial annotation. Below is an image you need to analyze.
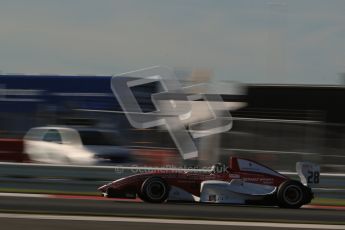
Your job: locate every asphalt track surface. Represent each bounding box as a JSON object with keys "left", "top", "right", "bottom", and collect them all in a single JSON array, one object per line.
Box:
[
  {"left": 1, "top": 214, "right": 345, "bottom": 230},
  {"left": 0, "top": 218, "right": 275, "bottom": 230},
  {"left": 0, "top": 195, "right": 344, "bottom": 226}
]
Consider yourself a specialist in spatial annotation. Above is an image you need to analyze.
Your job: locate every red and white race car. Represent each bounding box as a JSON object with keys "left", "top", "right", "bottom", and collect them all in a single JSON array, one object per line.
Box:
[{"left": 98, "top": 157, "right": 319, "bottom": 208}]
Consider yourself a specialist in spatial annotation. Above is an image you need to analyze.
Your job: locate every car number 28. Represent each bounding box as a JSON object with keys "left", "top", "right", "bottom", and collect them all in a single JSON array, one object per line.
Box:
[{"left": 307, "top": 171, "right": 320, "bottom": 184}]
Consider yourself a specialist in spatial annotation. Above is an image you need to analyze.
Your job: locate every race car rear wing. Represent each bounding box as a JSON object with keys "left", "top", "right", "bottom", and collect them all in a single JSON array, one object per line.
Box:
[{"left": 296, "top": 162, "right": 320, "bottom": 186}]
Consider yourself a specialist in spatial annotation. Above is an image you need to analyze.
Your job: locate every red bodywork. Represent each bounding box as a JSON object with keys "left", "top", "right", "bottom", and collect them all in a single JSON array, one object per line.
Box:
[
  {"left": 98, "top": 157, "right": 289, "bottom": 198},
  {"left": 0, "top": 138, "right": 30, "bottom": 162}
]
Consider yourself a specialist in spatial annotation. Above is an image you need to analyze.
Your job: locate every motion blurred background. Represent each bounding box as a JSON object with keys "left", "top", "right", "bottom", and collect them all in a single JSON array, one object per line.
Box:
[
  {"left": 0, "top": 0, "right": 344, "bottom": 200},
  {"left": 0, "top": 70, "right": 344, "bottom": 171}
]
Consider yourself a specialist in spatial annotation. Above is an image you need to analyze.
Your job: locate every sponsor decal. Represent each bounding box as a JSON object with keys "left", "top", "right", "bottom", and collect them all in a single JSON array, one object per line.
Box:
[
  {"left": 208, "top": 195, "right": 216, "bottom": 201},
  {"left": 243, "top": 177, "right": 274, "bottom": 185},
  {"left": 229, "top": 174, "right": 240, "bottom": 179}
]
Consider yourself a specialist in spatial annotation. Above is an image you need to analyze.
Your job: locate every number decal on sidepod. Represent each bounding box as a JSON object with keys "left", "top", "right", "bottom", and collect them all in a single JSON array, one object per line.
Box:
[{"left": 307, "top": 171, "right": 320, "bottom": 184}]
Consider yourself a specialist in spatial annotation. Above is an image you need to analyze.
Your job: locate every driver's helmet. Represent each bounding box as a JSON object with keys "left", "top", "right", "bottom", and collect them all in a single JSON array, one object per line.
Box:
[{"left": 211, "top": 163, "right": 227, "bottom": 174}]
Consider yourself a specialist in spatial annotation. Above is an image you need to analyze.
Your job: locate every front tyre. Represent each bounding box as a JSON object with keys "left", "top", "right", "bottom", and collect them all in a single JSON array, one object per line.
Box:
[
  {"left": 277, "top": 180, "right": 309, "bottom": 208},
  {"left": 140, "top": 177, "right": 169, "bottom": 203},
  {"left": 106, "top": 187, "right": 117, "bottom": 198}
]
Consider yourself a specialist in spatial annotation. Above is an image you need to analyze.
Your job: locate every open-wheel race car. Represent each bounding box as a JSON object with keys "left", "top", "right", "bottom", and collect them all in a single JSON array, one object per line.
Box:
[{"left": 98, "top": 157, "right": 320, "bottom": 208}]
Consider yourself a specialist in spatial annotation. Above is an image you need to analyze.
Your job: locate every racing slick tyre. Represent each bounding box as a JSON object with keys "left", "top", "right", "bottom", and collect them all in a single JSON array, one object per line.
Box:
[
  {"left": 140, "top": 177, "right": 170, "bottom": 203},
  {"left": 277, "top": 180, "right": 309, "bottom": 209},
  {"left": 106, "top": 187, "right": 117, "bottom": 198}
]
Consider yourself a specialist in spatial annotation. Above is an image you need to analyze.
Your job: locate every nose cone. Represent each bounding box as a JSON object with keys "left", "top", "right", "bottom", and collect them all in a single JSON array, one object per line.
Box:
[
  {"left": 98, "top": 177, "right": 126, "bottom": 192},
  {"left": 98, "top": 184, "right": 110, "bottom": 192}
]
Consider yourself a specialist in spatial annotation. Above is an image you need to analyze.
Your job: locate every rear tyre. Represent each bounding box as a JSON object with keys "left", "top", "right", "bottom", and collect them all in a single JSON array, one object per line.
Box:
[
  {"left": 277, "top": 180, "right": 308, "bottom": 208},
  {"left": 140, "top": 177, "right": 169, "bottom": 203}
]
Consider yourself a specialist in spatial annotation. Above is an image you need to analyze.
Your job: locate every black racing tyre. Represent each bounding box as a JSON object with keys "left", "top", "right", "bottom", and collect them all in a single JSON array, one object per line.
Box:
[
  {"left": 106, "top": 187, "right": 117, "bottom": 198},
  {"left": 140, "top": 177, "right": 169, "bottom": 203},
  {"left": 137, "top": 191, "right": 147, "bottom": 201},
  {"left": 277, "top": 180, "right": 308, "bottom": 209}
]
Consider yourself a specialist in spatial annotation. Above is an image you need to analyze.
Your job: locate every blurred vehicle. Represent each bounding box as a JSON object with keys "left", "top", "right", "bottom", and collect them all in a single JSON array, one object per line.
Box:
[
  {"left": 24, "top": 126, "right": 131, "bottom": 165},
  {"left": 99, "top": 157, "right": 319, "bottom": 208},
  {"left": 76, "top": 127, "right": 131, "bottom": 162}
]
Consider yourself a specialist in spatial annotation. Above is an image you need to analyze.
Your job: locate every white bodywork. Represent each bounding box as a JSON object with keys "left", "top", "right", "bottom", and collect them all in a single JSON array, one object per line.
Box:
[
  {"left": 24, "top": 127, "right": 96, "bottom": 165},
  {"left": 296, "top": 162, "right": 320, "bottom": 187},
  {"left": 168, "top": 186, "right": 199, "bottom": 202},
  {"left": 237, "top": 159, "right": 283, "bottom": 177},
  {"left": 167, "top": 179, "right": 276, "bottom": 204},
  {"left": 200, "top": 180, "right": 276, "bottom": 204}
]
